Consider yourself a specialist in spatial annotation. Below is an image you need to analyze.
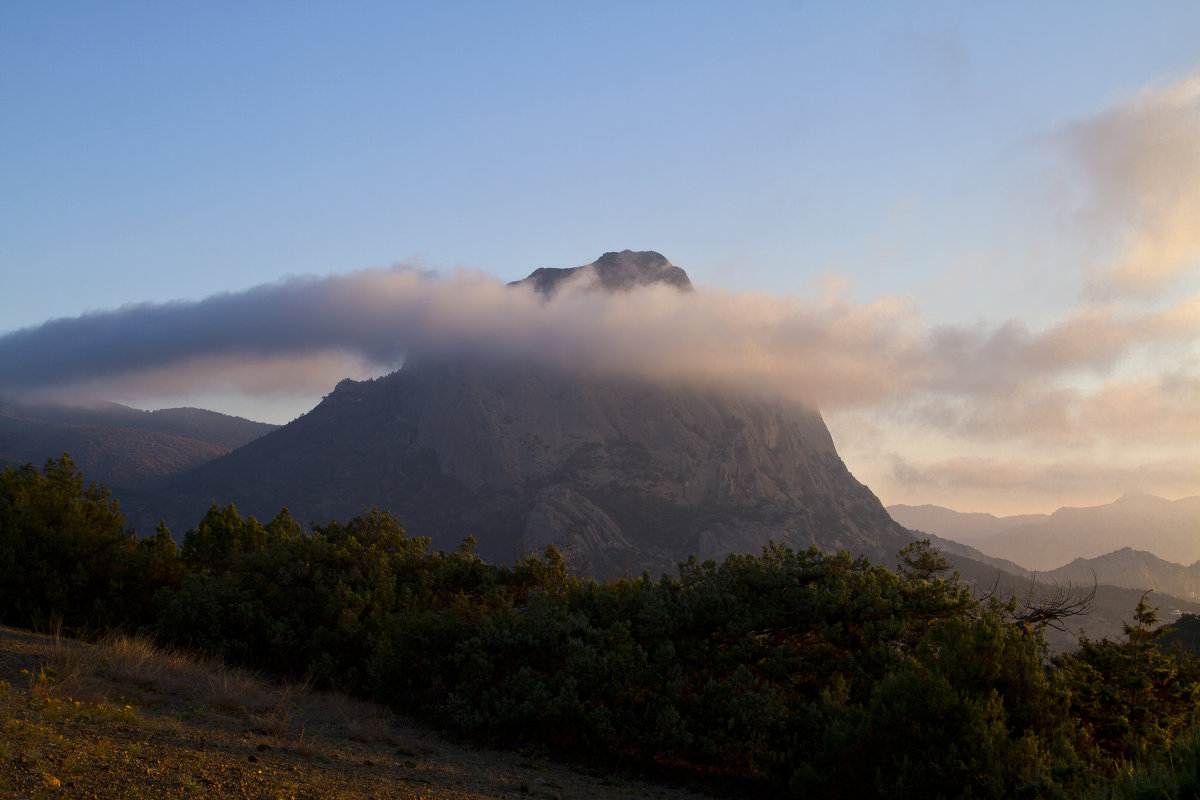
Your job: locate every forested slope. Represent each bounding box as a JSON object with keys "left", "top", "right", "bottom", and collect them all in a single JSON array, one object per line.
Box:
[{"left": 5, "top": 455, "right": 1200, "bottom": 798}]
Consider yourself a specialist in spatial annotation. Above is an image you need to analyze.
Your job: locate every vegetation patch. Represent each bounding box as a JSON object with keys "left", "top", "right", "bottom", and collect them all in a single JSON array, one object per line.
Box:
[{"left": 6, "top": 455, "right": 1200, "bottom": 798}]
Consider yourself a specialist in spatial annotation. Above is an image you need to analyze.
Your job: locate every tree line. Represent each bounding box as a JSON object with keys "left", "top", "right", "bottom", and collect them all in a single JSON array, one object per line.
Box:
[{"left": 3, "top": 454, "right": 1200, "bottom": 799}]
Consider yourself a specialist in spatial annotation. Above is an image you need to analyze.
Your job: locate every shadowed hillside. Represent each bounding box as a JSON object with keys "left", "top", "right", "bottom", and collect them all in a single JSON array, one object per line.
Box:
[{"left": 0, "top": 400, "right": 276, "bottom": 490}]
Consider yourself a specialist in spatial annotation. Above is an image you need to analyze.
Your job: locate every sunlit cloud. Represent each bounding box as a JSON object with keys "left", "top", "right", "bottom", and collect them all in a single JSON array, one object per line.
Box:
[
  {"left": 0, "top": 265, "right": 928, "bottom": 411},
  {"left": 30, "top": 350, "right": 383, "bottom": 409},
  {"left": 1063, "top": 70, "right": 1200, "bottom": 296}
]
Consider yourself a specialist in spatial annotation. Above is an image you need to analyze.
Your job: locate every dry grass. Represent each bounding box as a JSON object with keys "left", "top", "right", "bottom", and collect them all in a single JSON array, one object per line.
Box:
[
  {"left": 0, "top": 625, "right": 711, "bottom": 800},
  {"left": 202, "top": 659, "right": 270, "bottom": 714},
  {"left": 100, "top": 631, "right": 172, "bottom": 687},
  {"left": 28, "top": 624, "right": 103, "bottom": 700},
  {"left": 312, "top": 690, "right": 399, "bottom": 744}
]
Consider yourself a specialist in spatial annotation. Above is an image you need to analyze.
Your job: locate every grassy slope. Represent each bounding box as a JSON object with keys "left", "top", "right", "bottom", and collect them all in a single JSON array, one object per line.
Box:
[{"left": 0, "top": 626, "right": 708, "bottom": 800}]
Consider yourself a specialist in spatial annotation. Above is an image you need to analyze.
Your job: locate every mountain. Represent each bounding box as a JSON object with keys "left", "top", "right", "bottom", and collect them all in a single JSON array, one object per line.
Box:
[
  {"left": 889, "top": 495, "right": 1200, "bottom": 571},
  {"left": 918, "top": 533, "right": 1032, "bottom": 578},
  {"left": 890, "top": 501, "right": 1200, "bottom": 646},
  {"left": 1043, "top": 548, "right": 1200, "bottom": 603},
  {"left": 510, "top": 249, "right": 694, "bottom": 295},
  {"left": 886, "top": 504, "right": 1049, "bottom": 546},
  {"left": 0, "top": 399, "right": 277, "bottom": 491},
  {"left": 144, "top": 251, "right": 914, "bottom": 576}
]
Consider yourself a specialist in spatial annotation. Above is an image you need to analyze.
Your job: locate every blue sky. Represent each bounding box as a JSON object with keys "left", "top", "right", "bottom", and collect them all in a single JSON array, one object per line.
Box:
[{"left": 2, "top": 2, "right": 1199, "bottom": 514}]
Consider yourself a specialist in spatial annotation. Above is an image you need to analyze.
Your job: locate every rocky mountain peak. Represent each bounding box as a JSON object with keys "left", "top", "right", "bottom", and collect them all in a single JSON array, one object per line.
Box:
[
  {"left": 510, "top": 249, "right": 694, "bottom": 296},
  {"left": 148, "top": 251, "right": 910, "bottom": 577}
]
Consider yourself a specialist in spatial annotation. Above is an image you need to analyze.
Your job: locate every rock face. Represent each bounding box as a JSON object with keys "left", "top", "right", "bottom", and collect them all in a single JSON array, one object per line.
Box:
[
  {"left": 158, "top": 252, "right": 911, "bottom": 575},
  {"left": 510, "top": 249, "right": 694, "bottom": 296}
]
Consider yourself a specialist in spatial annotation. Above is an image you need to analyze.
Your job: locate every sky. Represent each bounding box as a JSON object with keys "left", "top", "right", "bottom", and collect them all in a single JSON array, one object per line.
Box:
[{"left": 2, "top": 2, "right": 1199, "bottom": 516}]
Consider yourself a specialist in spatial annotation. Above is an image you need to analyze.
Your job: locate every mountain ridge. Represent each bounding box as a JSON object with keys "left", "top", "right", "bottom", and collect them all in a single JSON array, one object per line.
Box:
[
  {"left": 889, "top": 496, "right": 1200, "bottom": 569},
  {"left": 889, "top": 498, "right": 1200, "bottom": 597},
  {"left": 0, "top": 399, "right": 277, "bottom": 490}
]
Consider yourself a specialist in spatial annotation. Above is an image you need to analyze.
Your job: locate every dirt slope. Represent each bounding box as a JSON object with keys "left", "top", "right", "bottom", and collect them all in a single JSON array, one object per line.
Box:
[{"left": 0, "top": 626, "right": 709, "bottom": 800}]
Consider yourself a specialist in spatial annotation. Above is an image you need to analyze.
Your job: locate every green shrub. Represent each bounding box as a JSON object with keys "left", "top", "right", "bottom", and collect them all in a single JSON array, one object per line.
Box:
[{"left": 0, "top": 454, "right": 182, "bottom": 631}]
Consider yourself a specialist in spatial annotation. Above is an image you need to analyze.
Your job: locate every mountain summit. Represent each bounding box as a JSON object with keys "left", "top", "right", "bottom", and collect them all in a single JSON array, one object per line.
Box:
[
  {"left": 151, "top": 252, "right": 910, "bottom": 575},
  {"left": 510, "top": 249, "right": 694, "bottom": 296}
]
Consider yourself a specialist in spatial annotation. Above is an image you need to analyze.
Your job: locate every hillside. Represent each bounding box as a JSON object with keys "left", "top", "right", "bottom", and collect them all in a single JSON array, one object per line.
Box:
[
  {"left": 0, "top": 626, "right": 706, "bottom": 800},
  {"left": 1043, "top": 548, "right": 1200, "bottom": 604},
  {"left": 0, "top": 400, "right": 277, "bottom": 491}
]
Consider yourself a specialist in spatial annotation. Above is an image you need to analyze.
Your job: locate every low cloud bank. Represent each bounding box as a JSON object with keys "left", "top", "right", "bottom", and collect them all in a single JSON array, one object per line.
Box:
[
  {"left": 2, "top": 263, "right": 1194, "bottom": 433},
  {"left": 0, "top": 266, "right": 927, "bottom": 409}
]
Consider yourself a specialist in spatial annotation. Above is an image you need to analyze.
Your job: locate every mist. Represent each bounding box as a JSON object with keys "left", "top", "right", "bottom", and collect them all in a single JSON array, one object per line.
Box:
[{"left": 0, "top": 265, "right": 923, "bottom": 412}]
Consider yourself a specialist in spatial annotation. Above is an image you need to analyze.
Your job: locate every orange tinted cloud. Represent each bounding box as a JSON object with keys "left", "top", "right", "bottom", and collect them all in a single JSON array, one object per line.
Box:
[{"left": 1064, "top": 71, "right": 1200, "bottom": 296}]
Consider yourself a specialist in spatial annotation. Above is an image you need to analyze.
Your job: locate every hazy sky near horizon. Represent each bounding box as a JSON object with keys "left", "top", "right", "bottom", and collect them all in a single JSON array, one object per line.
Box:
[{"left": 3, "top": 2, "right": 1199, "bottom": 516}]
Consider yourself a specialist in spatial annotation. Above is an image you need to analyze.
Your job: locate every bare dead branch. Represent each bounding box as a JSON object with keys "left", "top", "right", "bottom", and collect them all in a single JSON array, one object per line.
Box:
[
  {"left": 1009, "top": 570, "right": 1098, "bottom": 632},
  {"left": 972, "top": 571, "right": 1002, "bottom": 606}
]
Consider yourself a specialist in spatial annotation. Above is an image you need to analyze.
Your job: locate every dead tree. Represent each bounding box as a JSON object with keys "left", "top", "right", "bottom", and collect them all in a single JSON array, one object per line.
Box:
[
  {"left": 973, "top": 570, "right": 1098, "bottom": 633},
  {"left": 1010, "top": 571, "right": 1098, "bottom": 632}
]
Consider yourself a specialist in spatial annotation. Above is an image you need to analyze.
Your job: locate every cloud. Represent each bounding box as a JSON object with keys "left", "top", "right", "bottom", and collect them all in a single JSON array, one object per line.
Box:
[
  {"left": 919, "top": 294, "right": 1200, "bottom": 396},
  {"left": 0, "top": 264, "right": 930, "bottom": 411},
  {"left": 900, "top": 371, "right": 1200, "bottom": 448},
  {"left": 6, "top": 74, "right": 1194, "bottom": 418},
  {"left": 34, "top": 350, "right": 383, "bottom": 406},
  {"left": 2, "top": 255, "right": 1196, "bottom": 426},
  {"left": 1062, "top": 70, "right": 1200, "bottom": 296}
]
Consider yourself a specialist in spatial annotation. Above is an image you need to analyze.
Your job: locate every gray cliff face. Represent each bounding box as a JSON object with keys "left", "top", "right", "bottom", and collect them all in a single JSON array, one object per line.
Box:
[
  {"left": 389, "top": 355, "right": 906, "bottom": 574},
  {"left": 402, "top": 355, "right": 836, "bottom": 498},
  {"left": 160, "top": 251, "right": 911, "bottom": 576}
]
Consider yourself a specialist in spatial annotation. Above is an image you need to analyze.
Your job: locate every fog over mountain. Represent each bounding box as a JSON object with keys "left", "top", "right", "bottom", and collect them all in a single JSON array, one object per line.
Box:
[
  {"left": 888, "top": 504, "right": 1051, "bottom": 546},
  {"left": 0, "top": 249, "right": 930, "bottom": 412},
  {"left": 103, "top": 252, "right": 913, "bottom": 577},
  {"left": 3, "top": 226, "right": 1199, "bottom": 516}
]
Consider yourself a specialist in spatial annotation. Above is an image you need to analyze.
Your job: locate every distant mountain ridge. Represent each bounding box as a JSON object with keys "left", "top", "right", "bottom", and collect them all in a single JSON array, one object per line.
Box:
[
  {"left": 1043, "top": 548, "right": 1200, "bottom": 603},
  {"left": 0, "top": 399, "right": 277, "bottom": 490},
  {"left": 886, "top": 503, "right": 1050, "bottom": 545},
  {"left": 889, "top": 495, "right": 1200, "bottom": 572},
  {"left": 898, "top": 524, "right": 1200, "bottom": 649}
]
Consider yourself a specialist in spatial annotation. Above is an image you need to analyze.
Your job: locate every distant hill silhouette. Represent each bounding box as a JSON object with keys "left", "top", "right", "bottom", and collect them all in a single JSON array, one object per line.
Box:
[
  {"left": 0, "top": 399, "right": 276, "bottom": 490},
  {"left": 887, "top": 503, "right": 1049, "bottom": 545},
  {"left": 889, "top": 494, "right": 1200, "bottom": 571},
  {"left": 1042, "top": 548, "right": 1200, "bottom": 603},
  {"left": 889, "top": 497, "right": 1200, "bottom": 642}
]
